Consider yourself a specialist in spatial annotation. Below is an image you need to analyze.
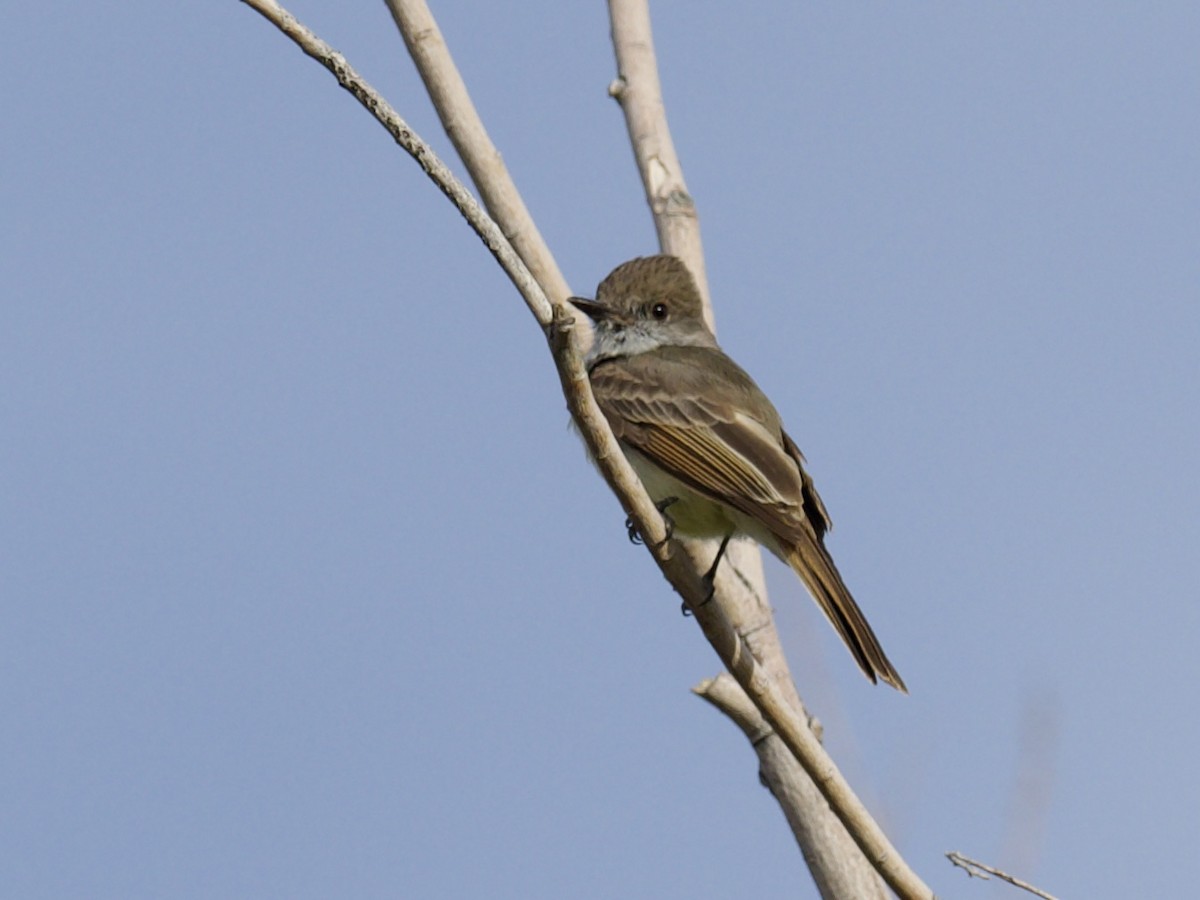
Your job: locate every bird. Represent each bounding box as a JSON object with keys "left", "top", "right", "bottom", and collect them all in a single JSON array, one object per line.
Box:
[{"left": 570, "top": 255, "right": 906, "bottom": 691}]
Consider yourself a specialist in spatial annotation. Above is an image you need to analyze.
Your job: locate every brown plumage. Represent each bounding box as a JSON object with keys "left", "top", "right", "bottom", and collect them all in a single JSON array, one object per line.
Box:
[{"left": 574, "top": 256, "right": 906, "bottom": 691}]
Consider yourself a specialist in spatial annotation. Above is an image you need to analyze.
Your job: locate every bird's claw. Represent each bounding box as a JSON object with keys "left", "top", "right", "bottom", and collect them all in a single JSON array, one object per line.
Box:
[
  {"left": 624, "top": 515, "right": 643, "bottom": 545},
  {"left": 680, "top": 580, "right": 716, "bottom": 618},
  {"left": 625, "top": 497, "right": 679, "bottom": 548}
]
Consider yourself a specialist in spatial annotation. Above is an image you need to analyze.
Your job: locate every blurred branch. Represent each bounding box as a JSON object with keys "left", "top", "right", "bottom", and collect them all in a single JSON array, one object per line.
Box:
[
  {"left": 1000, "top": 691, "right": 1061, "bottom": 886},
  {"left": 947, "top": 851, "right": 1059, "bottom": 900}
]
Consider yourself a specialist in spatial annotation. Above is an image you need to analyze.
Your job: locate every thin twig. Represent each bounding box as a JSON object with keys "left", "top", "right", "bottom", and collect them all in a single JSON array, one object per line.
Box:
[
  {"left": 238, "top": 0, "right": 550, "bottom": 327},
  {"left": 947, "top": 851, "right": 1059, "bottom": 900},
  {"left": 238, "top": 0, "right": 678, "bottom": 576},
  {"left": 234, "top": 0, "right": 735, "bottom": 650}
]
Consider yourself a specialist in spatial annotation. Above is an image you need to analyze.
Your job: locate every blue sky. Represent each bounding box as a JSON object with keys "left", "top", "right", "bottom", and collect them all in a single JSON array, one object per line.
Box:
[{"left": 4, "top": 3, "right": 1198, "bottom": 897}]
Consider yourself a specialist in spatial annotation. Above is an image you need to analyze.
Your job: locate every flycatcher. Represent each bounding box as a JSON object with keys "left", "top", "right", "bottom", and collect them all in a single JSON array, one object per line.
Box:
[{"left": 571, "top": 255, "right": 906, "bottom": 691}]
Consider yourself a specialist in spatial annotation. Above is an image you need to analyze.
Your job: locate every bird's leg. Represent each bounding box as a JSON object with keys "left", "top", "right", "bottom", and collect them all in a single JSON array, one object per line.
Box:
[
  {"left": 681, "top": 532, "right": 734, "bottom": 619},
  {"left": 681, "top": 531, "right": 734, "bottom": 617},
  {"left": 700, "top": 532, "right": 734, "bottom": 604},
  {"left": 625, "top": 496, "right": 679, "bottom": 547}
]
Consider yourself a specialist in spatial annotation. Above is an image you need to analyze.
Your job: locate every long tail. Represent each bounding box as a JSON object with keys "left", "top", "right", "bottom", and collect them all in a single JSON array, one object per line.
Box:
[{"left": 785, "top": 535, "right": 907, "bottom": 692}]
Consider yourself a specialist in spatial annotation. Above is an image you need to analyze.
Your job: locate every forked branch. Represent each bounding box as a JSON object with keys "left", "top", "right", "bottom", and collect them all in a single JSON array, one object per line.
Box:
[{"left": 240, "top": 2, "right": 933, "bottom": 897}]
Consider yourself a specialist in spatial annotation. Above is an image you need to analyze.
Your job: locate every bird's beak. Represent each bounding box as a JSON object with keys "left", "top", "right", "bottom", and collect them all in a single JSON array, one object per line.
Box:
[{"left": 568, "top": 296, "right": 607, "bottom": 321}]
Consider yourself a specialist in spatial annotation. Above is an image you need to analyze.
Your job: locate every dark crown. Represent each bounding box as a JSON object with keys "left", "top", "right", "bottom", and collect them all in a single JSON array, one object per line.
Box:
[{"left": 596, "top": 255, "right": 705, "bottom": 319}]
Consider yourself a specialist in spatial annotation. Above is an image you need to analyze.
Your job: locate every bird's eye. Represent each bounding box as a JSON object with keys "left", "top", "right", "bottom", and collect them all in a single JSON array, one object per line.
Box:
[{"left": 651, "top": 303, "right": 668, "bottom": 320}]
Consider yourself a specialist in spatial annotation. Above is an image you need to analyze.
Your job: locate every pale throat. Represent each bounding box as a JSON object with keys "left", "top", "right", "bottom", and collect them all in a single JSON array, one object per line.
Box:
[
  {"left": 585, "top": 322, "right": 666, "bottom": 364},
  {"left": 586, "top": 319, "right": 712, "bottom": 364}
]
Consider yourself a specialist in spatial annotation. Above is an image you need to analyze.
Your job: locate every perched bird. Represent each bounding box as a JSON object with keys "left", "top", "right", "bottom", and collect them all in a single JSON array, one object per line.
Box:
[{"left": 571, "top": 255, "right": 905, "bottom": 691}]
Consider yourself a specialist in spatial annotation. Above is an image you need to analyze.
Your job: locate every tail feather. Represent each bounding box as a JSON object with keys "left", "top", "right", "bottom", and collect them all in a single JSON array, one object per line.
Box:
[{"left": 785, "top": 536, "right": 907, "bottom": 693}]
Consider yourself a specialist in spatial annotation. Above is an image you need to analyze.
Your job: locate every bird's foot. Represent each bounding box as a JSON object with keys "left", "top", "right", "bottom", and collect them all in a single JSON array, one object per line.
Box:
[{"left": 625, "top": 496, "right": 678, "bottom": 548}]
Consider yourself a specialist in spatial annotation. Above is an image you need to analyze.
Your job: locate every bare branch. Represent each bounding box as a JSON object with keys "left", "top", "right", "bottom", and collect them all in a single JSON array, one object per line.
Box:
[
  {"left": 383, "top": 0, "right": 570, "bottom": 304},
  {"left": 239, "top": 0, "right": 697, "bottom": 587},
  {"left": 236, "top": 0, "right": 762, "bottom": 666},
  {"left": 697, "top": 675, "right": 888, "bottom": 900},
  {"left": 242, "top": 3, "right": 932, "bottom": 897},
  {"left": 607, "top": 3, "right": 931, "bottom": 899},
  {"left": 682, "top": 582, "right": 931, "bottom": 899},
  {"left": 947, "top": 851, "right": 1059, "bottom": 900},
  {"left": 238, "top": 0, "right": 551, "bottom": 326},
  {"left": 606, "top": 0, "right": 711, "bottom": 318}
]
